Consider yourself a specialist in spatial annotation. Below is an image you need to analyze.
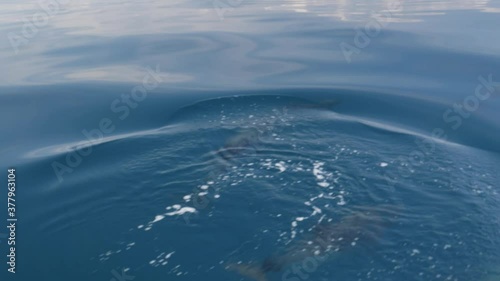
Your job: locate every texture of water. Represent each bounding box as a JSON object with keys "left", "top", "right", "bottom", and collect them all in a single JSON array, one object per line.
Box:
[{"left": 0, "top": 0, "right": 499, "bottom": 281}]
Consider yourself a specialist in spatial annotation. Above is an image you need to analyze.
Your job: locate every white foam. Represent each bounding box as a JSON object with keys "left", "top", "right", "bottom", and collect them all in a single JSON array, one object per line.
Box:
[
  {"left": 380, "top": 162, "right": 388, "bottom": 167},
  {"left": 275, "top": 162, "right": 287, "bottom": 172},
  {"left": 166, "top": 207, "right": 197, "bottom": 216},
  {"left": 291, "top": 220, "right": 298, "bottom": 239},
  {"left": 325, "top": 194, "right": 346, "bottom": 206},
  {"left": 165, "top": 251, "right": 175, "bottom": 259},
  {"left": 312, "top": 206, "right": 322, "bottom": 215},
  {"left": 151, "top": 215, "right": 165, "bottom": 223},
  {"left": 336, "top": 195, "right": 346, "bottom": 205},
  {"left": 318, "top": 215, "right": 326, "bottom": 223},
  {"left": 317, "top": 182, "right": 329, "bottom": 188},
  {"left": 313, "top": 161, "right": 333, "bottom": 188},
  {"left": 313, "top": 162, "right": 325, "bottom": 179}
]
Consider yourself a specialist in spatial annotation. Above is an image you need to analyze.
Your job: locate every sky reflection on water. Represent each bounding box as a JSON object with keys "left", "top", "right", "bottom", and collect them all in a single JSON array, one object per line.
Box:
[{"left": 1, "top": 0, "right": 500, "bottom": 90}]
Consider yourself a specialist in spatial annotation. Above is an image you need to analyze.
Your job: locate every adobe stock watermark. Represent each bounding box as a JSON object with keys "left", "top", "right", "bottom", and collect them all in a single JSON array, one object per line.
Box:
[
  {"left": 340, "top": 0, "right": 403, "bottom": 63},
  {"left": 282, "top": 256, "right": 330, "bottom": 281},
  {"left": 379, "top": 74, "right": 500, "bottom": 187},
  {"left": 212, "top": 0, "right": 244, "bottom": 20},
  {"left": 7, "top": 0, "right": 72, "bottom": 54},
  {"left": 110, "top": 268, "right": 135, "bottom": 281},
  {"left": 442, "top": 74, "right": 500, "bottom": 130},
  {"left": 51, "top": 65, "right": 164, "bottom": 182}
]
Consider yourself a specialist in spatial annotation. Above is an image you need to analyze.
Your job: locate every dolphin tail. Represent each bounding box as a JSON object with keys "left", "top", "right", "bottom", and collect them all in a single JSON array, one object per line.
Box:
[{"left": 226, "top": 263, "right": 268, "bottom": 281}]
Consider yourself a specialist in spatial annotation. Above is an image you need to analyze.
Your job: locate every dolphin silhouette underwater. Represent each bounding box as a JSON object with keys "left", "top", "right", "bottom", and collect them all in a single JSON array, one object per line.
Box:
[
  {"left": 481, "top": 266, "right": 500, "bottom": 281},
  {"left": 226, "top": 205, "right": 399, "bottom": 281},
  {"left": 214, "top": 98, "right": 340, "bottom": 163},
  {"left": 216, "top": 128, "right": 260, "bottom": 162}
]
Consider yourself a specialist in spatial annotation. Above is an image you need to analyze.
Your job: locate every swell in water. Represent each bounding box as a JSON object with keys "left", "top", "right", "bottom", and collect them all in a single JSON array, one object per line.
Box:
[{"left": 13, "top": 91, "right": 500, "bottom": 281}]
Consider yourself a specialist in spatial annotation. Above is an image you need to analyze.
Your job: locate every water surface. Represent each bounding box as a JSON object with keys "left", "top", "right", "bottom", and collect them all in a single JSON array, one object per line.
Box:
[{"left": 0, "top": 0, "right": 499, "bottom": 281}]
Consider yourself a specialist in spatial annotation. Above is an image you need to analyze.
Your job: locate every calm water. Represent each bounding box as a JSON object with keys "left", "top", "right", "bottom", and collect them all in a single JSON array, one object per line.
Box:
[{"left": 0, "top": 0, "right": 499, "bottom": 281}]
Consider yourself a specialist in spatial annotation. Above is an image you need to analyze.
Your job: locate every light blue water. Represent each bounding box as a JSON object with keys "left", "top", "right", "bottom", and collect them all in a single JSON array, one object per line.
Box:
[{"left": 0, "top": 1, "right": 499, "bottom": 281}]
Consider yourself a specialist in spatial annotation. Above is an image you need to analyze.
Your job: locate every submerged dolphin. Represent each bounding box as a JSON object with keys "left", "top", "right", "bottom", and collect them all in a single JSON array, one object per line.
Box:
[
  {"left": 216, "top": 128, "right": 260, "bottom": 162},
  {"left": 482, "top": 266, "right": 500, "bottom": 281},
  {"left": 227, "top": 205, "right": 398, "bottom": 281},
  {"left": 214, "top": 99, "right": 340, "bottom": 163}
]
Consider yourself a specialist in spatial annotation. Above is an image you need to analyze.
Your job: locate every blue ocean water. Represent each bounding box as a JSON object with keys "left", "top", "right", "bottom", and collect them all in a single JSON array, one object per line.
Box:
[{"left": 0, "top": 0, "right": 500, "bottom": 281}]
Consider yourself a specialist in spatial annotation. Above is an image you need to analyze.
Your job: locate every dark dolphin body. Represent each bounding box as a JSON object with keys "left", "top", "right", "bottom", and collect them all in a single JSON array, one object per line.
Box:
[
  {"left": 482, "top": 267, "right": 500, "bottom": 281},
  {"left": 216, "top": 128, "right": 260, "bottom": 162},
  {"left": 214, "top": 99, "right": 340, "bottom": 164},
  {"left": 202, "top": 128, "right": 261, "bottom": 179},
  {"left": 227, "top": 205, "right": 400, "bottom": 281}
]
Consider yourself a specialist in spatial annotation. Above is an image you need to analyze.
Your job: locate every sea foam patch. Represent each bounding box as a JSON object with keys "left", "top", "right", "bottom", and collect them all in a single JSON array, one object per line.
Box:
[{"left": 141, "top": 205, "right": 198, "bottom": 231}]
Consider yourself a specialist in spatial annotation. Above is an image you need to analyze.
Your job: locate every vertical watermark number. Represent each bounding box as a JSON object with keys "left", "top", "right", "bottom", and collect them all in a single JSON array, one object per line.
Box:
[{"left": 7, "top": 169, "right": 17, "bottom": 274}]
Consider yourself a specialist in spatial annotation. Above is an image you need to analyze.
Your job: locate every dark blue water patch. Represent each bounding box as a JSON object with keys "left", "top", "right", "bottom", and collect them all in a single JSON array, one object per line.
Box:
[{"left": 7, "top": 94, "right": 498, "bottom": 281}]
